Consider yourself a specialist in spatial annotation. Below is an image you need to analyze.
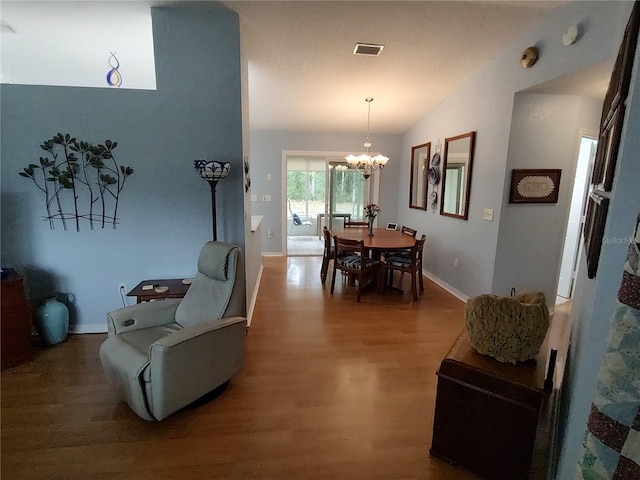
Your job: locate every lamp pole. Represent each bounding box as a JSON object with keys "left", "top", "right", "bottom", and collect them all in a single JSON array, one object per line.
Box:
[{"left": 209, "top": 181, "right": 219, "bottom": 241}]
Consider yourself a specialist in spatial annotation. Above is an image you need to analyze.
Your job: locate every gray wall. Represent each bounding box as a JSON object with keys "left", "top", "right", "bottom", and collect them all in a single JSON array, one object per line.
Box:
[
  {"left": 0, "top": 2, "right": 244, "bottom": 331},
  {"left": 493, "top": 93, "right": 602, "bottom": 303},
  {"left": 249, "top": 130, "right": 402, "bottom": 253},
  {"left": 557, "top": 33, "right": 640, "bottom": 479},
  {"left": 388, "top": 1, "right": 637, "bottom": 476},
  {"left": 397, "top": 1, "right": 632, "bottom": 301}
]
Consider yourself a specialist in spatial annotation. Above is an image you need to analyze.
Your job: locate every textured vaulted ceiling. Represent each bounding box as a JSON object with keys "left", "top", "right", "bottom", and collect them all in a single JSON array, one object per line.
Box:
[
  {"left": 223, "top": 1, "right": 565, "bottom": 134},
  {"left": 1, "top": 1, "right": 572, "bottom": 134}
]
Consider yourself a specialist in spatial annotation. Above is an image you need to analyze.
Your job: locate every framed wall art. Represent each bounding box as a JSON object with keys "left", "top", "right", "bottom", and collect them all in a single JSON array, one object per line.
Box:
[
  {"left": 509, "top": 169, "right": 562, "bottom": 204},
  {"left": 583, "top": 192, "right": 610, "bottom": 279}
]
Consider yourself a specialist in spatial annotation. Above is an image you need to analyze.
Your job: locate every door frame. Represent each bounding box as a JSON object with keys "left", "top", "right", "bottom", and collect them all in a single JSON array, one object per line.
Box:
[
  {"left": 281, "top": 150, "right": 380, "bottom": 255},
  {"left": 557, "top": 129, "right": 598, "bottom": 300}
]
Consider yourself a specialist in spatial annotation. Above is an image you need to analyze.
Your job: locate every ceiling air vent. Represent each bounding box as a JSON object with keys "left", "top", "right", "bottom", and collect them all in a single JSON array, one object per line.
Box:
[{"left": 353, "top": 43, "right": 384, "bottom": 56}]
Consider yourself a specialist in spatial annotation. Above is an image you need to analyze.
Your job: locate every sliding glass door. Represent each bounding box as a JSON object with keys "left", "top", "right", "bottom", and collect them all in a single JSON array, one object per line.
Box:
[
  {"left": 325, "top": 160, "right": 367, "bottom": 231},
  {"left": 286, "top": 157, "right": 326, "bottom": 255},
  {"left": 284, "top": 152, "right": 378, "bottom": 256}
]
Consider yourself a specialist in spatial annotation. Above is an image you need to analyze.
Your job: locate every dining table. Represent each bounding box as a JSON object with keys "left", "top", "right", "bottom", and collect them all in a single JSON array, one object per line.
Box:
[
  {"left": 328, "top": 227, "right": 417, "bottom": 258},
  {"left": 329, "top": 227, "right": 419, "bottom": 296}
]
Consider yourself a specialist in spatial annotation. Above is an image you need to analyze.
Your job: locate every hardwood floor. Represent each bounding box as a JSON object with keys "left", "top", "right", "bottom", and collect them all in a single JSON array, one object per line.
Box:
[{"left": 1, "top": 256, "right": 478, "bottom": 479}]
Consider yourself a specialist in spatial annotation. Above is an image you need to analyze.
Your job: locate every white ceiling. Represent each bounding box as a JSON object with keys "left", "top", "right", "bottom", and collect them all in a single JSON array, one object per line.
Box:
[
  {"left": 2, "top": 1, "right": 608, "bottom": 136},
  {"left": 222, "top": 0, "right": 568, "bottom": 134}
]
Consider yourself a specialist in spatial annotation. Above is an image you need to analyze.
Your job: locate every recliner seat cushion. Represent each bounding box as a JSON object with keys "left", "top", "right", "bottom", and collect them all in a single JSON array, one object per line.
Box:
[{"left": 176, "top": 242, "right": 239, "bottom": 328}]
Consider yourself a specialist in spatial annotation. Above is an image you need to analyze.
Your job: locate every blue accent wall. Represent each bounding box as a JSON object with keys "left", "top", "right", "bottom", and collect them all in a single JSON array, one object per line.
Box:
[{"left": 0, "top": 2, "right": 244, "bottom": 331}]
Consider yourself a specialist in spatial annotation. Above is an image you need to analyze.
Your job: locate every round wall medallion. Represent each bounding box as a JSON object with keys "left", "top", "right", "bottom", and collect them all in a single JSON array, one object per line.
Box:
[
  {"left": 520, "top": 46, "right": 539, "bottom": 68},
  {"left": 562, "top": 25, "right": 579, "bottom": 46},
  {"left": 429, "top": 191, "right": 438, "bottom": 209},
  {"left": 428, "top": 167, "right": 440, "bottom": 185}
]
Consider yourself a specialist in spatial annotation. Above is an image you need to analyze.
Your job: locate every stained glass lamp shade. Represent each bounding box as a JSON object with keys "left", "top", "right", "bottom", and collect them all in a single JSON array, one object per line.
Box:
[{"left": 194, "top": 160, "right": 231, "bottom": 241}]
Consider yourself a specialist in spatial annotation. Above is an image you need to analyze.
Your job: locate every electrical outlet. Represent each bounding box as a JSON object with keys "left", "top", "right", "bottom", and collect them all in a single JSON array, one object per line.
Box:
[
  {"left": 262, "top": 194, "right": 272, "bottom": 202},
  {"left": 453, "top": 258, "right": 459, "bottom": 268},
  {"left": 119, "top": 283, "right": 127, "bottom": 293}
]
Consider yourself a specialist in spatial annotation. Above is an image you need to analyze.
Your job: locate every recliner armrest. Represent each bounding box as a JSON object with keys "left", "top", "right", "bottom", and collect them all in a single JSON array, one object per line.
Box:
[
  {"left": 106, "top": 299, "right": 182, "bottom": 335},
  {"left": 147, "top": 316, "right": 247, "bottom": 420},
  {"left": 152, "top": 316, "right": 246, "bottom": 348}
]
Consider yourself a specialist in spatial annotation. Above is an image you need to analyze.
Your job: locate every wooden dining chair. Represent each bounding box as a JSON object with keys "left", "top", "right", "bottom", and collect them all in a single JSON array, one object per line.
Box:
[
  {"left": 320, "top": 226, "right": 334, "bottom": 284},
  {"left": 330, "top": 236, "right": 381, "bottom": 302},
  {"left": 401, "top": 226, "right": 418, "bottom": 238},
  {"left": 381, "top": 226, "right": 418, "bottom": 277},
  {"left": 344, "top": 221, "right": 368, "bottom": 227},
  {"left": 382, "top": 235, "right": 426, "bottom": 301}
]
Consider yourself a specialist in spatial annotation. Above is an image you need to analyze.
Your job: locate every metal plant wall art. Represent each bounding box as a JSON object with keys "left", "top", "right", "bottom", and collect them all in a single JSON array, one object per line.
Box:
[{"left": 19, "top": 133, "right": 134, "bottom": 231}]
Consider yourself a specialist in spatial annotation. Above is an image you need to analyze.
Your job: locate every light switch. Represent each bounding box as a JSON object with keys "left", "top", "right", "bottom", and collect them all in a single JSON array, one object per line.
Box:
[
  {"left": 262, "top": 195, "right": 272, "bottom": 202},
  {"left": 267, "top": 173, "right": 272, "bottom": 181},
  {"left": 250, "top": 194, "right": 258, "bottom": 202},
  {"left": 482, "top": 208, "right": 494, "bottom": 221}
]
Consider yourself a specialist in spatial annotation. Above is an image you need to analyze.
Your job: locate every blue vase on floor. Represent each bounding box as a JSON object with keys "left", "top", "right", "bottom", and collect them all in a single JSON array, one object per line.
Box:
[{"left": 35, "top": 297, "right": 69, "bottom": 346}]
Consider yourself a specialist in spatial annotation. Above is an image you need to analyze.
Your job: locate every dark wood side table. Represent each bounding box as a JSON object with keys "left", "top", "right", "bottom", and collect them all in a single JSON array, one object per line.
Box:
[
  {"left": 1, "top": 270, "right": 36, "bottom": 370},
  {"left": 126, "top": 279, "right": 191, "bottom": 303},
  {"left": 429, "top": 329, "right": 552, "bottom": 480}
]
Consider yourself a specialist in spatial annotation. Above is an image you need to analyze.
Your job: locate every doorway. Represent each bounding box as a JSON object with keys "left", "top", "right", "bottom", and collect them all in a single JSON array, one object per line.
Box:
[
  {"left": 556, "top": 132, "right": 597, "bottom": 302},
  {"left": 283, "top": 151, "right": 378, "bottom": 256}
]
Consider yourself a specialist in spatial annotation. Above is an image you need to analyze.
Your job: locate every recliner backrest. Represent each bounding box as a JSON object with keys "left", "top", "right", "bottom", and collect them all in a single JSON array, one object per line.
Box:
[{"left": 175, "top": 241, "right": 245, "bottom": 328}]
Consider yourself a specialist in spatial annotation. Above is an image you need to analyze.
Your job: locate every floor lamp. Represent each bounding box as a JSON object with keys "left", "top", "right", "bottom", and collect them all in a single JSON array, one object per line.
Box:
[{"left": 194, "top": 160, "right": 231, "bottom": 241}]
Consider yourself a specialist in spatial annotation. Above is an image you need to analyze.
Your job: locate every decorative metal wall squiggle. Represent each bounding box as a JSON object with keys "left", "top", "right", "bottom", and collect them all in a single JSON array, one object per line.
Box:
[{"left": 106, "top": 51, "right": 122, "bottom": 88}]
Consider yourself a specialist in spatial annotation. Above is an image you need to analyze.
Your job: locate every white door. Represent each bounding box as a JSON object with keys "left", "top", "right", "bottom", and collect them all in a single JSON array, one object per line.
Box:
[{"left": 557, "top": 135, "right": 597, "bottom": 299}]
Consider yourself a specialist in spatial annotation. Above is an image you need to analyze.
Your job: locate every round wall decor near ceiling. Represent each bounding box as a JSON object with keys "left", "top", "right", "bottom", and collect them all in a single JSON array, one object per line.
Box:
[
  {"left": 520, "top": 46, "right": 539, "bottom": 68},
  {"left": 562, "top": 25, "right": 579, "bottom": 46}
]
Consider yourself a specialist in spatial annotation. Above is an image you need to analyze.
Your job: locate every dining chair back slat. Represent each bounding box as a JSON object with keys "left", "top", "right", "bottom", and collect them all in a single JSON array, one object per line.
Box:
[
  {"left": 401, "top": 226, "right": 418, "bottom": 237},
  {"left": 344, "top": 221, "right": 368, "bottom": 228}
]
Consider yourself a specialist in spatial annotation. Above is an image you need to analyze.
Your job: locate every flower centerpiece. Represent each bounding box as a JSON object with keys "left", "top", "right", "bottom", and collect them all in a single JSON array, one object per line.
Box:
[{"left": 364, "top": 203, "right": 381, "bottom": 236}]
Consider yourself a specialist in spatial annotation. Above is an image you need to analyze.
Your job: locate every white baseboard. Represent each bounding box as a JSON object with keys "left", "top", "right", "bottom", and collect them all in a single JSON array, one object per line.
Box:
[
  {"left": 69, "top": 324, "right": 107, "bottom": 334},
  {"left": 262, "top": 252, "right": 283, "bottom": 257},
  {"left": 247, "top": 263, "right": 264, "bottom": 327},
  {"left": 424, "top": 270, "right": 469, "bottom": 303}
]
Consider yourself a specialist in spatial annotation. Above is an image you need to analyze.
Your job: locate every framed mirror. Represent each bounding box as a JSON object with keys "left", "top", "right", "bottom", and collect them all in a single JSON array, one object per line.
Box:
[
  {"left": 409, "top": 142, "right": 430, "bottom": 210},
  {"left": 440, "top": 131, "right": 476, "bottom": 220}
]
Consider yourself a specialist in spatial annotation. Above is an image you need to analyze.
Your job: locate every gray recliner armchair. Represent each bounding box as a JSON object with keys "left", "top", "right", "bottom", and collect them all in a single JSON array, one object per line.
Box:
[{"left": 100, "top": 241, "right": 247, "bottom": 421}]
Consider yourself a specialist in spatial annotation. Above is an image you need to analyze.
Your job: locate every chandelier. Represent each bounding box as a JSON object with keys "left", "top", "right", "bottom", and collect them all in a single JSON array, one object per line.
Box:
[{"left": 345, "top": 97, "right": 389, "bottom": 179}]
